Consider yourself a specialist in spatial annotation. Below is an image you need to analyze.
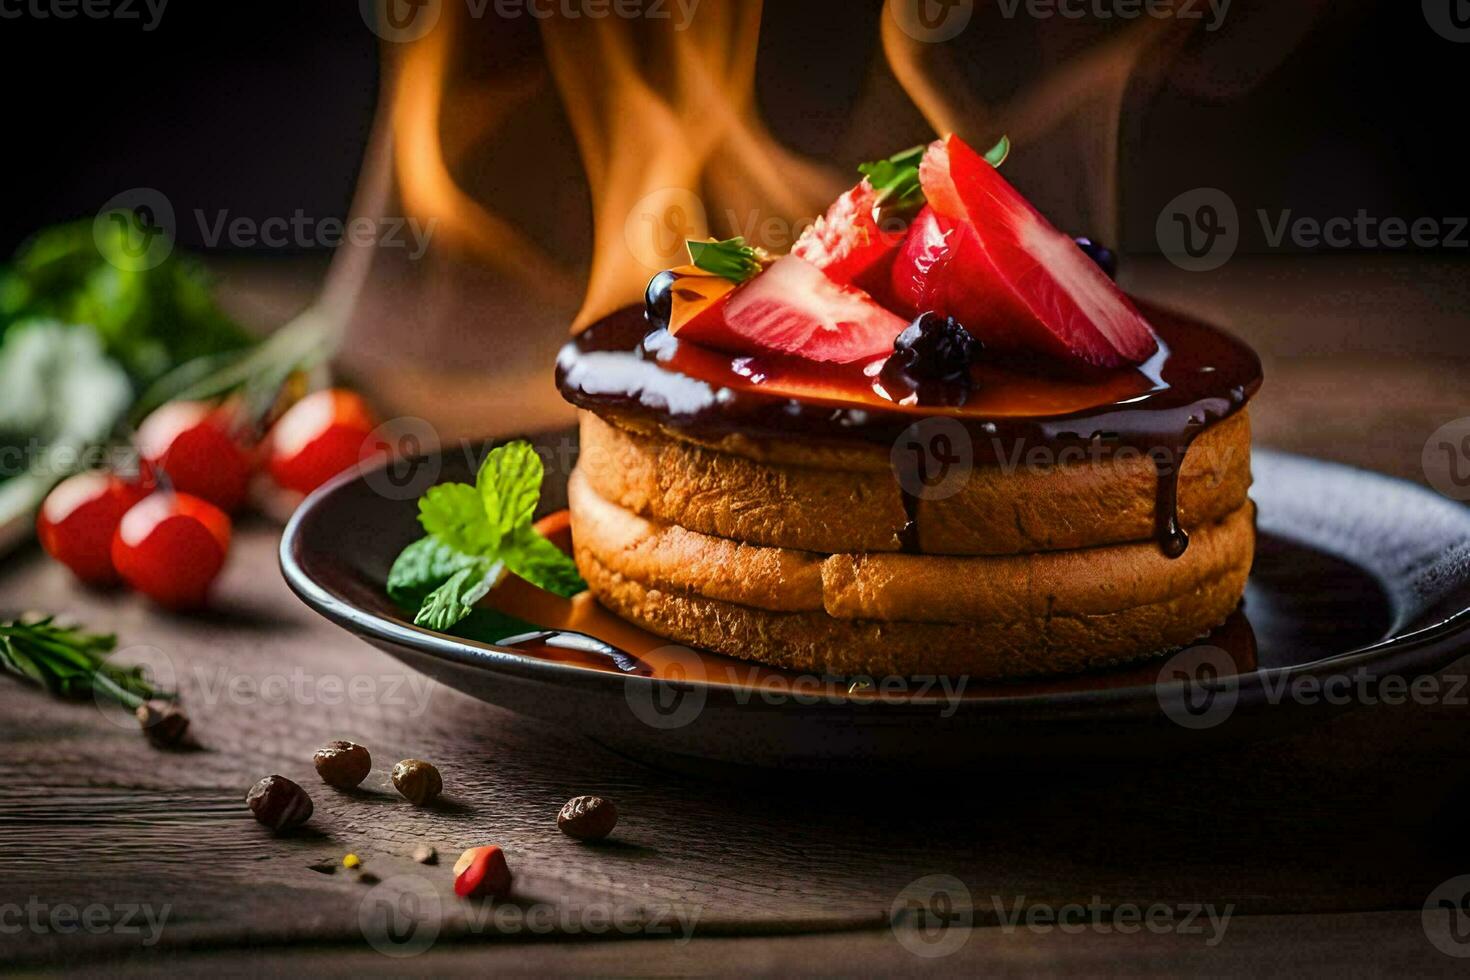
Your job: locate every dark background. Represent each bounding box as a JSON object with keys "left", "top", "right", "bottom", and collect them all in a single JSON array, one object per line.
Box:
[{"left": 0, "top": 0, "right": 1462, "bottom": 257}]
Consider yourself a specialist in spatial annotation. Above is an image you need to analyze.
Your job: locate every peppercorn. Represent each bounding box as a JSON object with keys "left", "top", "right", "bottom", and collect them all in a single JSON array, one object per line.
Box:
[
  {"left": 246, "top": 775, "right": 313, "bottom": 833},
  {"left": 391, "top": 759, "right": 442, "bottom": 805},
  {"left": 135, "top": 701, "right": 189, "bottom": 748},
  {"left": 557, "top": 796, "right": 618, "bottom": 841},
  {"left": 313, "top": 740, "right": 372, "bottom": 789}
]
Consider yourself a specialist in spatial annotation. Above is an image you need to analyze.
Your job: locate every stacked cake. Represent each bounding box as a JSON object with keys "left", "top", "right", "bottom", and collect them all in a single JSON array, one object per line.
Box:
[
  {"left": 565, "top": 403, "right": 1252, "bottom": 679},
  {"left": 557, "top": 134, "right": 1260, "bottom": 679}
]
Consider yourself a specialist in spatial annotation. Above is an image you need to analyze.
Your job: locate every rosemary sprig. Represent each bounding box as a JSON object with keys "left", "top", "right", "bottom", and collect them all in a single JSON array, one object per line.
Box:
[{"left": 0, "top": 615, "right": 173, "bottom": 708}]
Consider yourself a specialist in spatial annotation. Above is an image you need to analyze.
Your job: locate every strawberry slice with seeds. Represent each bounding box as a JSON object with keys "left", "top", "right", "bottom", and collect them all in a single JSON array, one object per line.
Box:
[
  {"left": 902, "top": 135, "right": 1157, "bottom": 368},
  {"left": 674, "top": 255, "right": 906, "bottom": 363},
  {"left": 792, "top": 178, "right": 905, "bottom": 297}
]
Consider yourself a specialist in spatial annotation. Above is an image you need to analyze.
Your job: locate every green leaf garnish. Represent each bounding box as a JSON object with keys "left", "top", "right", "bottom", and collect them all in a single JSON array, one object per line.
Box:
[
  {"left": 687, "top": 237, "right": 763, "bottom": 283},
  {"left": 388, "top": 440, "right": 586, "bottom": 633},
  {"left": 418, "top": 483, "right": 497, "bottom": 556},
  {"left": 1, "top": 217, "right": 251, "bottom": 386},
  {"left": 387, "top": 536, "right": 487, "bottom": 606},
  {"left": 503, "top": 527, "right": 589, "bottom": 597},
  {"left": 859, "top": 144, "right": 928, "bottom": 211},
  {"left": 0, "top": 615, "right": 172, "bottom": 707},
  {"left": 858, "top": 135, "right": 1013, "bottom": 212},
  {"left": 415, "top": 561, "right": 504, "bottom": 632},
  {"left": 478, "top": 440, "right": 543, "bottom": 542},
  {"left": 984, "top": 135, "right": 1012, "bottom": 168}
]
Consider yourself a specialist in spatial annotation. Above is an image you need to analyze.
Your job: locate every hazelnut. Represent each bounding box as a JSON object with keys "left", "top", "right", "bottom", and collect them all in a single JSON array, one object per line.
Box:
[
  {"left": 314, "top": 740, "right": 372, "bottom": 789},
  {"left": 557, "top": 795, "right": 618, "bottom": 841},
  {"left": 246, "top": 775, "right": 313, "bottom": 833},
  {"left": 391, "top": 759, "right": 442, "bottom": 805},
  {"left": 135, "top": 701, "right": 189, "bottom": 747},
  {"left": 413, "top": 845, "right": 438, "bottom": 865}
]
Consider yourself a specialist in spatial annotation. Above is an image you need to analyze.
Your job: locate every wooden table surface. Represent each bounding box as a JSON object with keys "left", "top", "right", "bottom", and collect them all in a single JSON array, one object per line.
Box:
[{"left": 3, "top": 255, "right": 1470, "bottom": 976}]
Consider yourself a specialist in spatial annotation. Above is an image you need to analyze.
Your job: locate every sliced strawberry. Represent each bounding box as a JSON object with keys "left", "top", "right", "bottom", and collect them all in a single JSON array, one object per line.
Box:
[
  {"left": 675, "top": 255, "right": 905, "bottom": 364},
  {"left": 892, "top": 206, "right": 1080, "bottom": 361},
  {"left": 908, "top": 135, "right": 1157, "bottom": 367},
  {"left": 792, "top": 178, "right": 904, "bottom": 296},
  {"left": 890, "top": 206, "right": 949, "bottom": 317}
]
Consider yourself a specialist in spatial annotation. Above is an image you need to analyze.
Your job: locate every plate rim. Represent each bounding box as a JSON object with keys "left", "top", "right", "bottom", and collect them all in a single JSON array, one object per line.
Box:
[{"left": 279, "top": 445, "right": 1470, "bottom": 718}]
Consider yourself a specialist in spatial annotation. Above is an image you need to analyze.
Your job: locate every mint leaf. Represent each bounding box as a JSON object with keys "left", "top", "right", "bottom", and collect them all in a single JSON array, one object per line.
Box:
[
  {"left": 387, "top": 536, "right": 486, "bottom": 606},
  {"left": 389, "top": 439, "right": 586, "bottom": 633},
  {"left": 687, "top": 237, "right": 762, "bottom": 283},
  {"left": 477, "top": 441, "right": 543, "bottom": 542},
  {"left": 859, "top": 144, "right": 927, "bottom": 211},
  {"left": 414, "top": 560, "right": 504, "bottom": 632},
  {"left": 504, "top": 527, "right": 586, "bottom": 599},
  {"left": 418, "top": 483, "right": 495, "bottom": 555}
]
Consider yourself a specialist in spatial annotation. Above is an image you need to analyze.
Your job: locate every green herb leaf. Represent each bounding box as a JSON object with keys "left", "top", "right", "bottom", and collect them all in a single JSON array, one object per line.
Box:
[
  {"left": 418, "top": 483, "right": 497, "bottom": 555},
  {"left": 0, "top": 616, "right": 169, "bottom": 708},
  {"left": 859, "top": 144, "right": 928, "bottom": 211},
  {"left": 687, "top": 237, "right": 763, "bottom": 283},
  {"left": 389, "top": 440, "right": 583, "bottom": 632},
  {"left": 476, "top": 441, "right": 544, "bottom": 542},
  {"left": 2, "top": 218, "right": 251, "bottom": 386},
  {"left": 414, "top": 560, "right": 505, "bottom": 632},
  {"left": 504, "top": 527, "right": 586, "bottom": 598},
  {"left": 984, "top": 135, "right": 1012, "bottom": 168},
  {"left": 857, "top": 136, "right": 1012, "bottom": 213},
  {"left": 387, "top": 536, "right": 487, "bottom": 606}
]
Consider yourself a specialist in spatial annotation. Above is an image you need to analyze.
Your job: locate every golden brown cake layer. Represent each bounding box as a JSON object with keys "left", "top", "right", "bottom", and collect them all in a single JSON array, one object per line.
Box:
[
  {"left": 577, "top": 409, "right": 1251, "bottom": 556},
  {"left": 568, "top": 473, "right": 1254, "bottom": 678}
]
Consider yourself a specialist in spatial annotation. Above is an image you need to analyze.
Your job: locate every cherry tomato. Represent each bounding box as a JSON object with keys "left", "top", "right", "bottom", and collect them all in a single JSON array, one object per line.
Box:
[
  {"left": 36, "top": 472, "right": 150, "bottom": 584},
  {"left": 136, "top": 401, "right": 254, "bottom": 513},
  {"left": 112, "top": 493, "right": 232, "bottom": 609},
  {"left": 266, "top": 389, "right": 383, "bottom": 496}
]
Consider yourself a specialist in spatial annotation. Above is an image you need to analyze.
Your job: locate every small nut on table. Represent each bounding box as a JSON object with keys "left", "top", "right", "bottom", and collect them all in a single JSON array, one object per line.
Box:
[
  {"left": 314, "top": 740, "right": 372, "bottom": 789},
  {"left": 135, "top": 701, "right": 189, "bottom": 747},
  {"left": 453, "top": 845, "right": 512, "bottom": 899},
  {"left": 391, "top": 759, "right": 442, "bottom": 806},
  {"left": 557, "top": 795, "right": 618, "bottom": 841},
  {"left": 246, "top": 775, "right": 313, "bottom": 833}
]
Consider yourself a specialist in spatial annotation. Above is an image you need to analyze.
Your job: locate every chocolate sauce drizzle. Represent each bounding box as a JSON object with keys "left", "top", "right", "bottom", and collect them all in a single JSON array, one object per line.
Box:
[{"left": 556, "top": 304, "right": 1261, "bottom": 558}]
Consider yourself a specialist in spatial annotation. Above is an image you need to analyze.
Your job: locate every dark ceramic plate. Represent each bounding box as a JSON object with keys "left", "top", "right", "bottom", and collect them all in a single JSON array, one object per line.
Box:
[{"left": 280, "top": 434, "right": 1470, "bottom": 769}]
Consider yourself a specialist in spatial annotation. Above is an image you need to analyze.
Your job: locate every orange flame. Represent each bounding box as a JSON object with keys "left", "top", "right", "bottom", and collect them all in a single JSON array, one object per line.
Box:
[
  {"left": 390, "top": 5, "right": 573, "bottom": 293},
  {"left": 881, "top": 0, "right": 1191, "bottom": 240},
  {"left": 541, "top": 0, "right": 842, "bottom": 331}
]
